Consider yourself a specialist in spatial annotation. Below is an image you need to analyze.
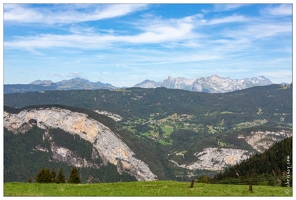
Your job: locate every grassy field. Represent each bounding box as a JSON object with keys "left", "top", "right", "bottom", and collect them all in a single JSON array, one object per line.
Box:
[{"left": 4, "top": 181, "right": 292, "bottom": 196}]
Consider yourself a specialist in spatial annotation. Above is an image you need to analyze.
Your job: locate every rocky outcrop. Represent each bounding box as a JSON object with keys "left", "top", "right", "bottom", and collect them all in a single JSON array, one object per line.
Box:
[
  {"left": 50, "top": 145, "right": 99, "bottom": 169},
  {"left": 93, "top": 110, "right": 122, "bottom": 122},
  {"left": 243, "top": 130, "right": 292, "bottom": 153},
  {"left": 171, "top": 148, "right": 251, "bottom": 171},
  {"left": 3, "top": 107, "right": 157, "bottom": 181},
  {"left": 171, "top": 129, "right": 292, "bottom": 171}
]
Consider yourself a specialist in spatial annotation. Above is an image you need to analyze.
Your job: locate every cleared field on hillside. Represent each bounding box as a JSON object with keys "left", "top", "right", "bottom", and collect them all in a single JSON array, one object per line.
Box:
[{"left": 4, "top": 181, "right": 292, "bottom": 196}]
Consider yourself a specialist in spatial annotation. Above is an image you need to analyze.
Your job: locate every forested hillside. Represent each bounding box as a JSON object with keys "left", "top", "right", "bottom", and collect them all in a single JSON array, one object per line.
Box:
[
  {"left": 4, "top": 126, "right": 136, "bottom": 183},
  {"left": 4, "top": 105, "right": 172, "bottom": 182},
  {"left": 4, "top": 84, "right": 292, "bottom": 181},
  {"left": 213, "top": 137, "right": 292, "bottom": 186},
  {"left": 4, "top": 84, "right": 292, "bottom": 136}
]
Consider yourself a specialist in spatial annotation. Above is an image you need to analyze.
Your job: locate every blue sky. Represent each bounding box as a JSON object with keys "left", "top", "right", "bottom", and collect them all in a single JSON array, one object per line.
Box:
[{"left": 3, "top": 3, "right": 293, "bottom": 87}]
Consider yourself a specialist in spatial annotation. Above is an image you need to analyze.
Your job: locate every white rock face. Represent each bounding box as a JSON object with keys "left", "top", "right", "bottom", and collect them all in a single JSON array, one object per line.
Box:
[
  {"left": 172, "top": 148, "right": 251, "bottom": 171},
  {"left": 93, "top": 110, "right": 122, "bottom": 122},
  {"left": 50, "top": 145, "right": 98, "bottom": 169},
  {"left": 134, "top": 75, "right": 272, "bottom": 93},
  {"left": 244, "top": 130, "right": 292, "bottom": 153},
  {"left": 3, "top": 107, "right": 157, "bottom": 181},
  {"left": 170, "top": 129, "right": 292, "bottom": 171}
]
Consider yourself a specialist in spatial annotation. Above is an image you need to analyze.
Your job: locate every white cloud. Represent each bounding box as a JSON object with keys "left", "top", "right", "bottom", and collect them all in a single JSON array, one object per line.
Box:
[
  {"left": 3, "top": 4, "right": 292, "bottom": 86},
  {"left": 260, "top": 4, "right": 292, "bottom": 17},
  {"left": 4, "top": 34, "right": 112, "bottom": 50},
  {"left": 68, "top": 25, "right": 97, "bottom": 35},
  {"left": 4, "top": 6, "right": 258, "bottom": 52},
  {"left": 4, "top": 13, "right": 199, "bottom": 50},
  {"left": 4, "top": 11, "right": 291, "bottom": 71},
  {"left": 4, "top": 4, "right": 147, "bottom": 24},
  {"left": 213, "top": 4, "right": 249, "bottom": 12},
  {"left": 52, "top": 71, "right": 83, "bottom": 79},
  {"left": 207, "top": 15, "right": 248, "bottom": 25},
  {"left": 4, "top": 4, "right": 44, "bottom": 23},
  {"left": 227, "top": 22, "right": 291, "bottom": 41},
  {"left": 69, "top": 71, "right": 82, "bottom": 77},
  {"left": 53, "top": 73, "right": 67, "bottom": 78},
  {"left": 121, "top": 22, "right": 195, "bottom": 44},
  {"left": 91, "top": 4, "right": 147, "bottom": 21},
  {"left": 263, "top": 70, "right": 292, "bottom": 83}
]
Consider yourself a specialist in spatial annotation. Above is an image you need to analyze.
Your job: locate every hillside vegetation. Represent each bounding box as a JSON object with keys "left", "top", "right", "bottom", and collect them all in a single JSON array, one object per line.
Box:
[
  {"left": 4, "top": 105, "right": 171, "bottom": 182},
  {"left": 4, "top": 125, "right": 136, "bottom": 183},
  {"left": 4, "top": 84, "right": 292, "bottom": 132},
  {"left": 4, "top": 84, "right": 292, "bottom": 181},
  {"left": 213, "top": 137, "right": 292, "bottom": 186}
]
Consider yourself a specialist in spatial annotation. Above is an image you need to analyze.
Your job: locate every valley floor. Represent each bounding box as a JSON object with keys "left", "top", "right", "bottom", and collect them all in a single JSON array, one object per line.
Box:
[{"left": 4, "top": 181, "right": 292, "bottom": 196}]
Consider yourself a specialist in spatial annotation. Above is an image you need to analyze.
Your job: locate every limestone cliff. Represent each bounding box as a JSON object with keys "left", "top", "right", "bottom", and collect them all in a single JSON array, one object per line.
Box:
[
  {"left": 171, "top": 129, "right": 292, "bottom": 171},
  {"left": 3, "top": 107, "right": 157, "bottom": 181},
  {"left": 49, "top": 145, "right": 100, "bottom": 169},
  {"left": 242, "top": 130, "right": 292, "bottom": 153},
  {"left": 171, "top": 148, "right": 251, "bottom": 171}
]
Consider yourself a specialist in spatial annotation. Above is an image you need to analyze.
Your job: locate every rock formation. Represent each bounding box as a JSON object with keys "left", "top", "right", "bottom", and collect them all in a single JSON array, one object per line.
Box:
[
  {"left": 3, "top": 107, "right": 157, "bottom": 181},
  {"left": 171, "top": 148, "right": 251, "bottom": 171}
]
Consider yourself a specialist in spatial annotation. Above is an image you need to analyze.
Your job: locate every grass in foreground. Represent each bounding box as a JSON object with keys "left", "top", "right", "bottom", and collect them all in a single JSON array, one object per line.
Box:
[{"left": 4, "top": 181, "right": 292, "bottom": 196}]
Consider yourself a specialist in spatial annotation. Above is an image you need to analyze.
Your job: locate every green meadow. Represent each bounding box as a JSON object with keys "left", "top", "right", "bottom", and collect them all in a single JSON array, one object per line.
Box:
[{"left": 4, "top": 181, "right": 292, "bottom": 196}]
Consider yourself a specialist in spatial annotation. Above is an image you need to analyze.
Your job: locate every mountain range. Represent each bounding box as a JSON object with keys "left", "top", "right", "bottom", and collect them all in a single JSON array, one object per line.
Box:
[
  {"left": 134, "top": 75, "right": 273, "bottom": 93},
  {"left": 4, "top": 78, "right": 116, "bottom": 94},
  {"left": 4, "top": 75, "right": 273, "bottom": 94}
]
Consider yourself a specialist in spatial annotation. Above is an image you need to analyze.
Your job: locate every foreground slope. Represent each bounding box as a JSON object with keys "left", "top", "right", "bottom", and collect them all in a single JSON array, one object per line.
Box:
[{"left": 4, "top": 181, "right": 292, "bottom": 196}]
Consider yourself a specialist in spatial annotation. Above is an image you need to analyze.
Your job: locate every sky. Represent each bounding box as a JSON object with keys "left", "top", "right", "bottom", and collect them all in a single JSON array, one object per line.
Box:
[{"left": 3, "top": 3, "right": 293, "bottom": 87}]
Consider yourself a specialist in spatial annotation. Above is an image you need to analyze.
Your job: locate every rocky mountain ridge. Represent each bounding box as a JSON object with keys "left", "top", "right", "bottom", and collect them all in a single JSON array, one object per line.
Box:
[
  {"left": 4, "top": 75, "right": 273, "bottom": 94},
  {"left": 3, "top": 107, "right": 157, "bottom": 181},
  {"left": 134, "top": 75, "right": 273, "bottom": 93}
]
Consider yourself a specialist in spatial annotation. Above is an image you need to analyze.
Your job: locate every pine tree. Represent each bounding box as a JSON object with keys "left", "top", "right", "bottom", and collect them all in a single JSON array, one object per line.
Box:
[
  {"left": 36, "top": 168, "right": 51, "bottom": 183},
  {"left": 57, "top": 168, "right": 66, "bottom": 183},
  {"left": 68, "top": 167, "right": 81, "bottom": 184},
  {"left": 51, "top": 168, "right": 56, "bottom": 183},
  {"left": 36, "top": 169, "right": 43, "bottom": 183},
  {"left": 45, "top": 169, "right": 51, "bottom": 183}
]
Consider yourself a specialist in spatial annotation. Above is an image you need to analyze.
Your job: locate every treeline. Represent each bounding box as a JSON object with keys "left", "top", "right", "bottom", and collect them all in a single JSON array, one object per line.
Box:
[
  {"left": 213, "top": 137, "right": 292, "bottom": 186},
  {"left": 33, "top": 167, "right": 80, "bottom": 184},
  {"left": 4, "top": 84, "right": 292, "bottom": 124}
]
